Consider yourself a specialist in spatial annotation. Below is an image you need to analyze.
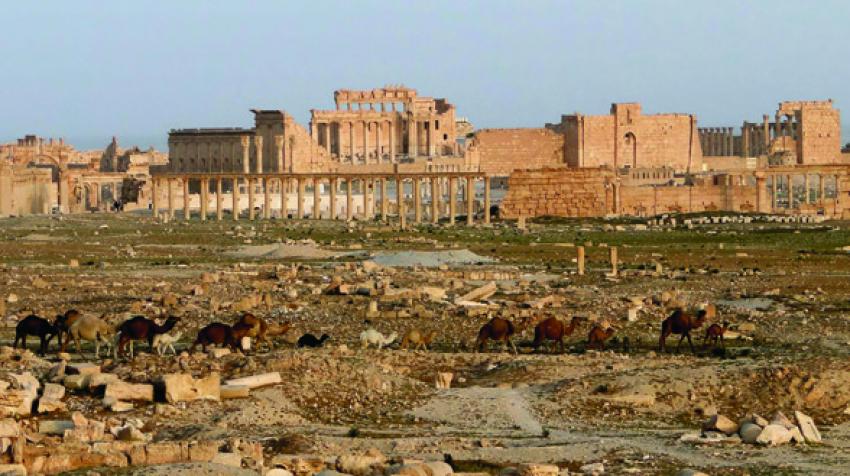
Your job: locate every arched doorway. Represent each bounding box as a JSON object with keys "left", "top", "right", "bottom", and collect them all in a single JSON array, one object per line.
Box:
[{"left": 623, "top": 133, "right": 637, "bottom": 168}]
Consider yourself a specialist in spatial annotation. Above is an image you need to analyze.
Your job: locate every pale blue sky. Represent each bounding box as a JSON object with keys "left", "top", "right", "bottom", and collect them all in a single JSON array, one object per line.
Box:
[{"left": 2, "top": 0, "right": 848, "bottom": 150}]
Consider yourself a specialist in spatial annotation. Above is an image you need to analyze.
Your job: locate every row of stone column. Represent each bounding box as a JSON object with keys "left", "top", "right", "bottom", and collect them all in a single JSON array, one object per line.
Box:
[
  {"left": 768, "top": 173, "right": 839, "bottom": 209},
  {"left": 698, "top": 127, "right": 735, "bottom": 156},
  {"left": 150, "top": 175, "right": 492, "bottom": 227},
  {"left": 312, "top": 116, "right": 442, "bottom": 162}
]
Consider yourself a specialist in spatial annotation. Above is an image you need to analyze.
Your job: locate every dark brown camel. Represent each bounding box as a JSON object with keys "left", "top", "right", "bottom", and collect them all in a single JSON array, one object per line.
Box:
[
  {"left": 234, "top": 313, "right": 291, "bottom": 351},
  {"left": 475, "top": 316, "right": 517, "bottom": 354},
  {"left": 14, "top": 315, "right": 59, "bottom": 355},
  {"left": 703, "top": 321, "right": 729, "bottom": 349},
  {"left": 190, "top": 322, "right": 249, "bottom": 353},
  {"left": 55, "top": 309, "right": 82, "bottom": 351},
  {"left": 115, "top": 315, "right": 180, "bottom": 359},
  {"left": 659, "top": 308, "right": 708, "bottom": 353},
  {"left": 532, "top": 315, "right": 583, "bottom": 353},
  {"left": 587, "top": 325, "right": 616, "bottom": 351}
]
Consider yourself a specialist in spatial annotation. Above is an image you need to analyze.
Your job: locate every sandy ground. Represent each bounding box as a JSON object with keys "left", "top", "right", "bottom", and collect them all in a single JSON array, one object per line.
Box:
[{"left": 2, "top": 213, "right": 850, "bottom": 474}]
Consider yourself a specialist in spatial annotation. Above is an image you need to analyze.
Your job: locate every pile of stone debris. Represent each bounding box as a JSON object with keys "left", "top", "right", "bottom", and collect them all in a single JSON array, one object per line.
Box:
[{"left": 680, "top": 410, "right": 822, "bottom": 446}]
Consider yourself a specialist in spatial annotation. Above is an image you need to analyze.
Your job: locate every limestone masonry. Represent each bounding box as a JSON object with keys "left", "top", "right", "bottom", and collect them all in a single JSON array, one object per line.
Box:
[{"left": 3, "top": 88, "right": 850, "bottom": 220}]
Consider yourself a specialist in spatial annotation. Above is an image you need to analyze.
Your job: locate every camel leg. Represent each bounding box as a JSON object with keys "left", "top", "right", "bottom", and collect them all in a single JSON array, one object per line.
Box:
[
  {"left": 720, "top": 335, "right": 725, "bottom": 349},
  {"left": 559, "top": 337, "right": 565, "bottom": 354},
  {"left": 687, "top": 333, "right": 695, "bottom": 354},
  {"left": 510, "top": 338, "right": 518, "bottom": 355},
  {"left": 676, "top": 334, "right": 685, "bottom": 353},
  {"left": 659, "top": 330, "right": 670, "bottom": 353}
]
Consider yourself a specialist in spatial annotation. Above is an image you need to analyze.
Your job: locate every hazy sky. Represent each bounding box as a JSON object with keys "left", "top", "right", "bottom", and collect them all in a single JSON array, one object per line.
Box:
[{"left": 2, "top": 0, "right": 848, "bottom": 150}]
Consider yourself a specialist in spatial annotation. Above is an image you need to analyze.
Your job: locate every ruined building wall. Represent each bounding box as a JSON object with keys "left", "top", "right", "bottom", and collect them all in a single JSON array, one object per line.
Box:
[
  {"left": 467, "top": 128, "right": 564, "bottom": 176},
  {"left": 0, "top": 165, "right": 53, "bottom": 216},
  {"left": 500, "top": 167, "right": 613, "bottom": 218},
  {"left": 500, "top": 168, "right": 763, "bottom": 219},
  {"left": 797, "top": 103, "right": 842, "bottom": 164},
  {"left": 562, "top": 103, "right": 702, "bottom": 172}
]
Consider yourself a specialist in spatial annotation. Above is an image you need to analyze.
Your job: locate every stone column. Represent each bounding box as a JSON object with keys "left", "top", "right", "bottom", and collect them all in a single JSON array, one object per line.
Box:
[
  {"left": 167, "top": 178, "right": 175, "bottom": 219},
  {"left": 484, "top": 176, "right": 491, "bottom": 224},
  {"left": 804, "top": 174, "right": 811, "bottom": 204},
  {"left": 398, "top": 177, "right": 407, "bottom": 229},
  {"left": 376, "top": 123, "right": 382, "bottom": 162},
  {"left": 216, "top": 178, "right": 223, "bottom": 221},
  {"left": 313, "top": 177, "right": 321, "bottom": 219},
  {"left": 449, "top": 177, "right": 457, "bottom": 225},
  {"left": 329, "top": 178, "right": 337, "bottom": 220},
  {"left": 381, "top": 178, "right": 388, "bottom": 221},
  {"left": 275, "top": 136, "right": 284, "bottom": 171},
  {"left": 610, "top": 247, "right": 618, "bottom": 276},
  {"left": 232, "top": 177, "right": 240, "bottom": 220},
  {"left": 58, "top": 170, "right": 70, "bottom": 214},
  {"left": 324, "top": 123, "right": 331, "bottom": 154},
  {"left": 755, "top": 175, "right": 767, "bottom": 213},
  {"left": 346, "top": 178, "right": 353, "bottom": 221},
  {"left": 151, "top": 178, "right": 159, "bottom": 217},
  {"left": 771, "top": 176, "right": 779, "bottom": 210},
  {"left": 182, "top": 178, "right": 190, "bottom": 220},
  {"left": 413, "top": 178, "right": 422, "bottom": 223},
  {"left": 254, "top": 136, "right": 264, "bottom": 174},
  {"left": 241, "top": 137, "right": 250, "bottom": 174},
  {"left": 430, "top": 177, "right": 439, "bottom": 224},
  {"left": 787, "top": 174, "right": 793, "bottom": 208},
  {"left": 727, "top": 127, "right": 734, "bottom": 156},
  {"left": 577, "top": 246, "right": 585, "bottom": 275},
  {"left": 277, "top": 178, "right": 289, "bottom": 220},
  {"left": 248, "top": 178, "right": 256, "bottom": 220},
  {"left": 349, "top": 122, "right": 355, "bottom": 162},
  {"left": 200, "top": 179, "right": 209, "bottom": 221},
  {"left": 409, "top": 119, "right": 418, "bottom": 158},
  {"left": 389, "top": 120, "right": 396, "bottom": 162},
  {"left": 263, "top": 178, "right": 271, "bottom": 219},
  {"left": 363, "top": 122, "right": 369, "bottom": 163},
  {"left": 365, "top": 178, "right": 374, "bottom": 219},
  {"left": 466, "top": 176, "right": 474, "bottom": 226},
  {"left": 762, "top": 114, "right": 770, "bottom": 148},
  {"left": 425, "top": 118, "right": 432, "bottom": 157},
  {"left": 297, "top": 178, "right": 305, "bottom": 219}
]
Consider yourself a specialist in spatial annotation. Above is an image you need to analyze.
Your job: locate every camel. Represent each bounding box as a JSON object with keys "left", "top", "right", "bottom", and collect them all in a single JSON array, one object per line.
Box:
[
  {"left": 297, "top": 333, "right": 330, "bottom": 348},
  {"left": 703, "top": 321, "right": 729, "bottom": 349},
  {"left": 659, "top": 308, "right": 708, "bottom": 354},
  {"left": 233, "top": 313, "right": 290, "bottom": 351},
  {"left": 475, "top": 316, "right": 517, "bottom": 354},
  {"left": 14, "top": 315, "right": 59, "bottom": 355},
  {"left": 400, "top": 329, "right": 437, "bottom": 351},
  {"left": 152, "top": 330, "right": 183, "bottom": 355},
  {"left": 55, "top": 309, "right": 82, "bottom": 351},
  {"left": 191, "top": 323, "right": 248, "bottom": 353},
  {"left": 532, "top": 315, "right": 583, "bottom": 353},
  {"left": 360, "top": 328, "right": 397, "bottom": 350},
  {"left": 115, "top": 315, "right": 180, "bottom": 359},
  {"left": 67, "top": 314, "right": 114, "bottom": 358},
  {"left": 587, "top": 325, "right": 616, "bottom": 351}
]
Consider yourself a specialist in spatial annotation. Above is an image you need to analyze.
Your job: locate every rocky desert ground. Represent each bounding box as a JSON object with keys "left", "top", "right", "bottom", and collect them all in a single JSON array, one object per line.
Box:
[{"left": 2, "top": 212, "right": 850, "bottom": 475}]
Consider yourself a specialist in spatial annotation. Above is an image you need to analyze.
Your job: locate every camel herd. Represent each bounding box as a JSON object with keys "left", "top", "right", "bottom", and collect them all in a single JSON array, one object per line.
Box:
[{"left": 11, "top": 304, "right": 727, "bottom": 359}]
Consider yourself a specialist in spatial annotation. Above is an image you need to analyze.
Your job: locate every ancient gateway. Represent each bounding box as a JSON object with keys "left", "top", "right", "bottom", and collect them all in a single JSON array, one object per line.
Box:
[{"left": 148, "top": 91, "right": 850, "bottom": 222}]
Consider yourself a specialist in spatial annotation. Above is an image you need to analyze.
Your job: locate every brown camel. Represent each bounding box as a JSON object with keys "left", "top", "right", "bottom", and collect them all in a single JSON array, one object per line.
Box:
[
  {"left": 532, "top": 315, "right": 583, "bottom": 353},
  {"left": 475, "top": 316, "right": 517, "bottom": 354},
  {"left": 659, "top": 308, "right": 708, "bottom": 354}
]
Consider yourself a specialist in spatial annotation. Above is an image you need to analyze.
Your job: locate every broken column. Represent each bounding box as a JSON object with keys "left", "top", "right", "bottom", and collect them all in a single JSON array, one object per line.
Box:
[
  {"left": 577, "top": 246, "right": 585, "bottom": 275},
  {"left": 610, "top": 246, "right": 618, "bottom": 276}
]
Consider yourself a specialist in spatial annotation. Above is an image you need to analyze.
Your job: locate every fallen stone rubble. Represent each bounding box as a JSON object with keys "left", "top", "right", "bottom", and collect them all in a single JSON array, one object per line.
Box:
[{"left": 681, "top": 410, "right": 823, "bottom": 447}]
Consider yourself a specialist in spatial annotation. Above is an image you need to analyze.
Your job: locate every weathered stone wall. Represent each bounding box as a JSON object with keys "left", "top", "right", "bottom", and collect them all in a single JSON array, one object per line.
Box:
[
  {"left": 561, "top": 103, "right": 702, "bottom": 172},
  {"left": 797, "top": 102, "right": 842, "bottom": 164},
  {"left": 500, "top": 168, "right": 779, "bottom": 219},
  {"left": 618, "top": 178, "right": 758, "bottom": 216},
  {"left": 468, "top": 128, "right": 564, "bottom": 176},
  {"left": 0, "top": 165, "right": 53, "bottom": 216},
  {"left": 500, "top": 167, "right": 613, "bottom": 218}
]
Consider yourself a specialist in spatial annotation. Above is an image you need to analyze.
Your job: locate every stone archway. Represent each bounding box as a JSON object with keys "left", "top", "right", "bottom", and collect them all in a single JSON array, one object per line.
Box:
[{"left": 623, "top": 132, "right": 637, "bottom": 168}]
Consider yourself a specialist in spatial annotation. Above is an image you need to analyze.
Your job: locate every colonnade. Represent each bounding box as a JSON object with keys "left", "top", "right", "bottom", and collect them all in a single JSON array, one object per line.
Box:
[
  {"left": 698, "top": 127, "right": 735, "bottom": 156},
  {"left": 765, "top": 173, "right": 840, "bottom": 210},
  {"left": 150, "top": 173, "right": 492, "bottom": 227}
]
